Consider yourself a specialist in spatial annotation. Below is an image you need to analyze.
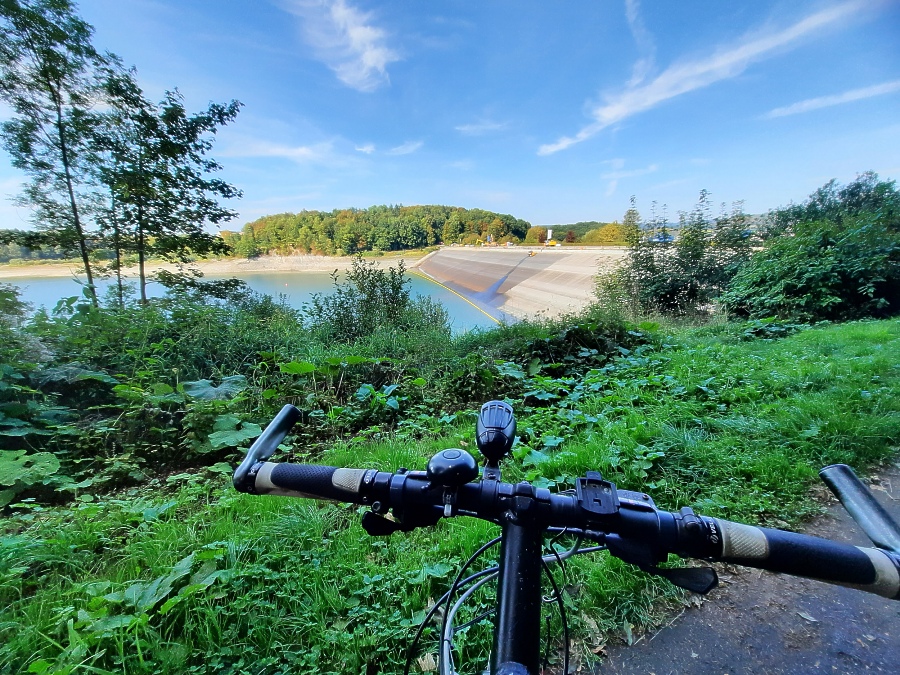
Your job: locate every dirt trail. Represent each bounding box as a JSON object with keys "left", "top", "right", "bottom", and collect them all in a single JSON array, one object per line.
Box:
[{"left": 600, "top": 460, "right": 900, "bottom": 674}]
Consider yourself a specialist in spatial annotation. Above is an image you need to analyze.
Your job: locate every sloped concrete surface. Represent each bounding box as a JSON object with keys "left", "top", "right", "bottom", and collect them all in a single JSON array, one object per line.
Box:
[{"left": 414, "top": 247, "right": 625, "bottom": 319}]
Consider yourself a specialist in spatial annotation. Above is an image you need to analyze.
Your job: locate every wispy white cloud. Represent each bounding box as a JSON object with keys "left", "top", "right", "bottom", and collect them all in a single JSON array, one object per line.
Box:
[
  {"left": 355, "top": 143, "right": 375, "bottom": 154},
  {"left": 455, "top": 119, "right": 509, "bottom": 135},
  {"left": 601, "top": 163, "right": 658, "bottom": 196},
  {"left": 387, "top": 140, "right": 423, "bottom": 156},
  {"left": 222, "top": 139, "right": 335, "bottom": 163},
  {"left": 764, "top": 79, "right": 900, "bottom": 118},
  {"left": 624, "top": 0, "right": 655, "bottom": 87},
  {"left": 283, "top": 0, "right": 400, "bottom": 92},
  {"left": 539, "top": 0, "right": 867, "bottom": 155}
]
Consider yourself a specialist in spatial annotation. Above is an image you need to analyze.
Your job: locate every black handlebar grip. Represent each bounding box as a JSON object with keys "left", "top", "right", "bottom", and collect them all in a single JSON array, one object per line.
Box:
[
  {"left": 253, "top": 462, "right": 373, "bottom": 504},
  {"left": 712, "top": 518, "right": 900, "bottom": 599},
  {"left": 233, "top": 405, "right": 301, "bottom": 491}
]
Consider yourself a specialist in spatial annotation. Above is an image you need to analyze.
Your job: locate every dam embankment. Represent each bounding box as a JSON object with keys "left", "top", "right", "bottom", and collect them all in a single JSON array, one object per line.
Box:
[{"left": 411, "top": 246, "right": 625, "bottom": 320}]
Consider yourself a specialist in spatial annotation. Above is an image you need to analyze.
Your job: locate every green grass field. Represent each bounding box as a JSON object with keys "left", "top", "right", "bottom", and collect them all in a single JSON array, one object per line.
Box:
[{"left": 3, "top": 319, "right": 898, "bottom": 674}]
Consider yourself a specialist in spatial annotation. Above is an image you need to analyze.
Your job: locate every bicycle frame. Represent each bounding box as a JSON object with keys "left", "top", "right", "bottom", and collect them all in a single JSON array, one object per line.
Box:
[{"left": 492, "top": 521, "right": 544, "bottom": 673}]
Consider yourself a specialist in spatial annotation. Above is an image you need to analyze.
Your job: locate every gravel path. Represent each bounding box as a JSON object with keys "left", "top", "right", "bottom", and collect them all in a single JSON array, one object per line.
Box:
[{"left": 600, "top": 461, "right": 900, "bottom": 674}]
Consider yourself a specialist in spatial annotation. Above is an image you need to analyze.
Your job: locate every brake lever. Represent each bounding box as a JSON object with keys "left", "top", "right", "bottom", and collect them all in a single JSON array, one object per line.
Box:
[{"left": 605, "top": 532, "right": 718, "bottom": 594}]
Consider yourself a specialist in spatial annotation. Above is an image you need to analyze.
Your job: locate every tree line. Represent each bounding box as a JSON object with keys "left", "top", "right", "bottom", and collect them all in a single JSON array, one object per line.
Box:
[
  {"left": 222, "top": 209, "right": 633, "bottom": 257},
  {"left": 0, "top": 0, "right": 241, "bottom": 305},
  {"left": 223, "top": 205, "right": 532, "bottom": 257}
]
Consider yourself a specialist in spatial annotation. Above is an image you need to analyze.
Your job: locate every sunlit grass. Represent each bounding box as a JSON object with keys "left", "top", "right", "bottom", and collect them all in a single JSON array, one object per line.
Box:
[{"left": 2, "top": 319, "right": 899, "bottom": 674}]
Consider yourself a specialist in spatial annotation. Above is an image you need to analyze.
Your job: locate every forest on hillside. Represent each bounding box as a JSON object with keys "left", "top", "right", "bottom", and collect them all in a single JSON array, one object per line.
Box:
[
  {"left": 218, "top": 207, "right": 632, "bottom": 258},
  {"left": 0, "top": 204, "right": 633, "bottom": 263},
  {"left": 220, "top": 205, "right": 531, "bottom": 257}
]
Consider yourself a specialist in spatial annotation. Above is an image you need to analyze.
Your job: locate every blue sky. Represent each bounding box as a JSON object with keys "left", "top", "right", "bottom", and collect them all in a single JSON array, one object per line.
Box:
[{"left": 1, "top": 0, "right": 899, "bottom": 230}]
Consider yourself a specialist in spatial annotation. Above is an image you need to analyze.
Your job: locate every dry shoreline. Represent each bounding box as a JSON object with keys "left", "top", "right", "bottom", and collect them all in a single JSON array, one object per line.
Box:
[
  {"left": 1, "top": 247, "right": 623, "bottom": 320},
  {"left": 0, "top": 253, "right": 424, "bottom": 280}
]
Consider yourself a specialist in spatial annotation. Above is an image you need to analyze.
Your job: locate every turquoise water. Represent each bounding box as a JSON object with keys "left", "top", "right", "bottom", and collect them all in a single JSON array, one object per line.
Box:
[{"left": 4, "top": 270, "right": 502, "bottom": 332}]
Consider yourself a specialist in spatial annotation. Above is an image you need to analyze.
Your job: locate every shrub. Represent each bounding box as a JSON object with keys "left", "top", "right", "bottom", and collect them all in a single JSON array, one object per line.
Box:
[
  {"left": 601, "top": 193, "right": 753, "bottom": 317},
  {"left": 582, "top": 222, "right": 628, "bottom": 245},
  {"left": 524, "top": 226, "right": 547, "bottom": 244},
  {"left": 304, "top": 255, "right": 450, "bottom": 343},
  {"left": 723, "top": 173, "right": 899, "bottom": 321},
  {"left": 723, "top": 215, "right": 899, "bottom": 321}
]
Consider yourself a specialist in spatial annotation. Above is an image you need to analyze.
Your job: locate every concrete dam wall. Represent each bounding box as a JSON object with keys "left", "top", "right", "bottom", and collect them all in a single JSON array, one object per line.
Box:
[{"left": 412, "top": 247, "right": 625, "bottom": 321}]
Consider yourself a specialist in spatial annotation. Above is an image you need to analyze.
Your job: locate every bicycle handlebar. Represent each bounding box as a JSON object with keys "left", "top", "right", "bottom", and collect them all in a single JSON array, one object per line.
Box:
[{"left": 235, "top": 453, "right": 900, "bottom": 601}]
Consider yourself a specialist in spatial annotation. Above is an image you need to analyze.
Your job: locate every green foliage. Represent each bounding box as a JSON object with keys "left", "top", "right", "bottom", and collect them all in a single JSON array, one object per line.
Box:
[
  {"left": 581, "top": 222, "right": 628, "bottom": 245},
  {"left": 305, "top": 255, "right": 450, "bottom": 343},
  {"left": 221, "top": 204, "right": 531, "bottom": 255},
  {"left": 0, "top": 282, "right": 30, "bottom": 318},
  {"left": 723, "top": 173, "right": 900, "bottom": 321},
  {"left": 0, "top": 450, "right": 60, "bottom": 506},
  {"left": 524, "top": 226, "right": 547, "bottom": 243},
  {"left": 0, "top": 0, "right": 109, "bottom": 305},
  {"left": 2, "top": 319, "right": 899, "bottom": 673},
  {"left": 182, "top": 375, "right": 248, "bottom": 401},
  {"left": 96, "top": 70, "right": 242, "bottom": 303},
  {"left": 0, "top": 2, "right": 243, "bottom": 306},
  {"left": 603, "top": 192, "right": 754, "bottom": 317}
]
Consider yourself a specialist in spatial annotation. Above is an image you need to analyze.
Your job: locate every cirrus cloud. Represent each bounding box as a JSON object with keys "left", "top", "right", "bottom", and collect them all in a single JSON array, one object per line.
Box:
[
  {"left": 764, "top": 79, "right": 900, "bottom": 118},
  {"left": 387, "top": 140, "right": 423, "bottom": 156},
  {"left": 282, "top": 0, "right": 400, "bottom": 92},
  {"left": 539, "top": 0, "right": 869, "bottom": 155},
  {"left": 455, "top": 119, "right": 509, "bottom": 136}
]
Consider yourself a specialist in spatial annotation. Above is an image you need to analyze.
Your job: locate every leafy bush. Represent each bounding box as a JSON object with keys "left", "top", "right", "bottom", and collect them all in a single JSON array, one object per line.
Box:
[
  {"left": 304, "top": 255, "right": 450, "bottom": 343},
  {"left": 0, "top": 450, "right": 60, "bottom": 507},
  {"left": 602, "top": 193, "right": 753, "bottom": 317},
  {"left": 0, "top": 282, "right": 30, "bottom": 322},
  {"left": 723, "top": 173, "right": 899, "bottom": 321}
]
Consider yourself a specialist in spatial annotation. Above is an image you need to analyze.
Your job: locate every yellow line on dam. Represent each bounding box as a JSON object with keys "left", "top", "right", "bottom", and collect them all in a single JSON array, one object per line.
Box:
[{"left": 410, "top": 270, "right": 501, "bottom": 324}]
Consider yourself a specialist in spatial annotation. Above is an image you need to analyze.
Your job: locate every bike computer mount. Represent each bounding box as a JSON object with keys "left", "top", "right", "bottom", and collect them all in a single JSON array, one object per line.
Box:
[{"left": 359, "top": 399, "right": 718, "bottom": 594}]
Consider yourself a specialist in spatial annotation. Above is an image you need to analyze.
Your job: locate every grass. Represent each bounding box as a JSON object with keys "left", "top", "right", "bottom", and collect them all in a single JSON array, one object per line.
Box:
[{"left": 2, "top": 318, "right": 899, "bottom": 674}]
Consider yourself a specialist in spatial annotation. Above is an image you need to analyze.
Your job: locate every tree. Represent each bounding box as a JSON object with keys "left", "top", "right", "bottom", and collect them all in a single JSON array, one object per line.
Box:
[
  {"left": 96, "top": 70, "right": 241, "bottom": 302},
  {"left": 524, "top": 226, "right": 547, "bottom": 244},
  {"left": 442, "top": 212, "right": 462, "bottom": 244},
  {"left": 582, "top": 221, "right": 627, "bottom": 245},
  {"left": 90, "top": 63, "right": 145, "bottom": 306},
  {"left": 603, "top": 191, "right": 755, "bottom": 317},
  {"left": 0, "top": 0, "right": 110, "bottom": 305},
  {"left": 564, "top": 230, "right": 576, "bottom": 243}
]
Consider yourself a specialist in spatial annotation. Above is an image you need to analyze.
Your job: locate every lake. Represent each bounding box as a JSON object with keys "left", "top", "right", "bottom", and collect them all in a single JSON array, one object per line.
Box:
[{"left": 3, "top": 270, "right": 508, "bottom": 331}]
